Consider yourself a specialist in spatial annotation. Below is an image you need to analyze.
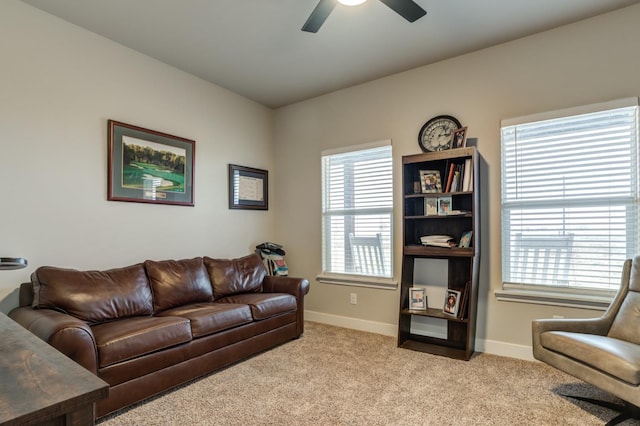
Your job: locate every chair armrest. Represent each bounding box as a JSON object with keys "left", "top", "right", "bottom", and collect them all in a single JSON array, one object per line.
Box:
[
  {"left": 532, "top": 316, "right": 613, "bottom": 362},
  {"left": 8, "top": 307, "right": 99, "bottom": 374},
  {"left": 532, "top": 316, "right": 611, "bottom": 336}
]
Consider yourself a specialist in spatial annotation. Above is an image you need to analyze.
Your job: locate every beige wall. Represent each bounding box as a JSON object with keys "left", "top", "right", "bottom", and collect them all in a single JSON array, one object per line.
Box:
[
  {"left": 0, "top": 1, "right": 276, "bottom": 312},
  {"left": 2, "top": 0, "right": 639, "bottom": 358},
  {"left": 273, "top": 4, "right": 640, "bottom": 358}
]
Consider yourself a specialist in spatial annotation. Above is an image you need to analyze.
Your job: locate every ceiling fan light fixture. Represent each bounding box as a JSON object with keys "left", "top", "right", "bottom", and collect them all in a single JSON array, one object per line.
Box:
[{"left": 337, "top": 0, "right": 367, "bottom": 6}]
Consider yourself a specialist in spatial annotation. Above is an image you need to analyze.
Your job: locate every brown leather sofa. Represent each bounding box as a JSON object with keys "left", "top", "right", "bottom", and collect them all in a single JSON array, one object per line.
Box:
[{"left": 9, "top": 253, "right": 310, "bottom": 419}]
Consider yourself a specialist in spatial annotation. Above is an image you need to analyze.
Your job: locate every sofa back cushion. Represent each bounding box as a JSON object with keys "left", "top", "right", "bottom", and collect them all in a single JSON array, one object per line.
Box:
[
  {"left": 204, "top": 253, "right": 267, "bottom": 298},
  {"left": 32, "top": 264, "right": 153, "bottom": 324},
  {"left": 145, "top": 257, "right": 213, "bottom": 312}
]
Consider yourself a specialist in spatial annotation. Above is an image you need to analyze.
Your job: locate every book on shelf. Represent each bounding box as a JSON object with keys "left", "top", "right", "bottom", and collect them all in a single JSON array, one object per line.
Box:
[
  {"left": 420, "top": 235, "right": 455, "bottom": 248},
  {"left": 458, "top": 281, "right": 471, "bottom": 319},
  {"left": 462, "top": 158, "right": 472, "bottom": 192},
  {"left": 444, "top": 162, "right": 456, "bottom": 192}
]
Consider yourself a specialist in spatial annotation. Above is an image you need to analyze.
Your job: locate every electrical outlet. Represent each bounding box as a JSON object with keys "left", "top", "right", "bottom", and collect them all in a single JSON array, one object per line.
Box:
[{"left": 350, "top": 293, "right": 357, "bottom": 305}]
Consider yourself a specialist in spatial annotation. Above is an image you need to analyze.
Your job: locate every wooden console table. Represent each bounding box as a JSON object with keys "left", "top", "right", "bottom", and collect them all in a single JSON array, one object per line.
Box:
[{"left": 0, "top": 313, "right": 108, "bottom": 425}]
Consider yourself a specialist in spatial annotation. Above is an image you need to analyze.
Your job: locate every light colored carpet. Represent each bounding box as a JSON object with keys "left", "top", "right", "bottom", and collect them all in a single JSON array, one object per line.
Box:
[{"left": 99, "top": 322, "right": 633, "bottom": 425}]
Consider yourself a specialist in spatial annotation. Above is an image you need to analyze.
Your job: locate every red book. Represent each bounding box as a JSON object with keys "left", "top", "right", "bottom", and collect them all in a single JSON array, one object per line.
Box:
[{"left": 445, "top": 162, "right": 456, "bottom": 192}]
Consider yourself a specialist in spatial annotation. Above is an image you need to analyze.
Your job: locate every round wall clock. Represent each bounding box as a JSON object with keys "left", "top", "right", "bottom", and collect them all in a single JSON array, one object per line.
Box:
[{"left": 418, "top": 115, "right": 462, "bottom": 152}]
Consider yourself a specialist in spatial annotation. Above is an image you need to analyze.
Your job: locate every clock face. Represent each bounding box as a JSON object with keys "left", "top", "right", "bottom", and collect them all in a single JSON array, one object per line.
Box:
[{"left": 418, "top": 115, "right": 462, "bottom": 152}]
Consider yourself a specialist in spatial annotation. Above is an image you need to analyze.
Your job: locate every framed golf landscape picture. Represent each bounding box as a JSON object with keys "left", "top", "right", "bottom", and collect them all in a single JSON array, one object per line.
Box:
[{"left": 108, "top": 120, "right": 195, "bottom": 206}]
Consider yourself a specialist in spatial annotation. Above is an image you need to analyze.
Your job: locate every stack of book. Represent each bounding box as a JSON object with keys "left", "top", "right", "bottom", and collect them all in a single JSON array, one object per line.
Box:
[{"left": 420, "top": 235, "right": 455, "bottom": 248}]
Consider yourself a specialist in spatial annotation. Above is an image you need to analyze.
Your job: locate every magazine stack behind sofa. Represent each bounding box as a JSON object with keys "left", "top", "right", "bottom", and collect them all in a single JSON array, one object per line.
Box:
[{"left": 9, "top": 253, "right": 310, "bottom": 419}]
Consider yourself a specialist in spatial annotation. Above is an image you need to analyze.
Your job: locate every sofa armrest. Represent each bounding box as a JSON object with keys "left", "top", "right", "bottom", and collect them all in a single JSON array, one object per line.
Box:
[
  {"left": 8, "top": 307, "right": 99, "bottom": 375},
  {"left": 263, "top": 275, "right": 310, "bottom": 298},
  {"left": 263, "top": 276, "right": 310, "bottom": 336}
]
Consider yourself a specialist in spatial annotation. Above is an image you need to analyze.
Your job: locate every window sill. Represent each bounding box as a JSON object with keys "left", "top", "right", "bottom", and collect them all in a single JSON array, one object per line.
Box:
[
  {"left": 315, "top": 273, "right": 397, "bottom": 290},
  {"left": 495, "top": 285, "right": 615, "bottom": 310}
]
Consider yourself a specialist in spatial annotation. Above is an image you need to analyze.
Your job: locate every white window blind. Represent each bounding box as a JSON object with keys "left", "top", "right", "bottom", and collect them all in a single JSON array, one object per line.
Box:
[
  {"left": 501, "top": 98, "right": 639, "bottom": 292},
  {"left": 321, "top": 141, "right": 393, "bottom": 279}
]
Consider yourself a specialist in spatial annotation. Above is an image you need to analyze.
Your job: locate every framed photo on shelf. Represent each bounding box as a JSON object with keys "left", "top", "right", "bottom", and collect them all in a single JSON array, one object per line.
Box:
[
  {"left": 459, "top": 231, "right": 473, "bottom": 248},
  {"left": 437, "top": 195, "right": 452, "bottom": 215},
  {"left": 228, "top": 164, "right": 269, "bottom": 210},
  {"left": 424, "top": 197, "right": 438, "bottom": 216},
  {"left": 409, "top": 288, "right": 427, "bottom": 310},
  {"left": 419, "top": 170, "right": 442, "bottom": 193},
  {"left": 443, "top": 289, "right": 461, "bottom": 316},
  {"left": 107, "top": 120, "right": 195, "bottom": 206},
  {"left": 451, "top": 127, "right": 468, "bottom": 149}
]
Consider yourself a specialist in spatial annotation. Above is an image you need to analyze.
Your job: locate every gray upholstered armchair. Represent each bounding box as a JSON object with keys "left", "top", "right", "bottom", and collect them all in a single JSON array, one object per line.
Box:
[{"left": 533, "top": 256, "right": 640, "bottom": 425}]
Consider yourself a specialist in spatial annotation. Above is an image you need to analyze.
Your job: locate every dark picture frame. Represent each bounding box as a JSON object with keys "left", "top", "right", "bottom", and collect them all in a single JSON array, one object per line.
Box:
[
  {"left": 228, "top": 164, "right": 268, "bottom": 210},
  {"left": 451, "top": 126, "right": 468, "bottom": 149},
  {"left": 108, "top": 120, "right": 195, "bottom": 206}
]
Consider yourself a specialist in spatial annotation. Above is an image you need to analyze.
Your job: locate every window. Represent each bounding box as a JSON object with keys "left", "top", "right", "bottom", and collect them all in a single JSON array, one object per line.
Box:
[
  {"left": 501, "top": 98, "right": 639, "bottom": 300},
  {"left": 320, "top": 141, "right": 394, "bottom": 286}
]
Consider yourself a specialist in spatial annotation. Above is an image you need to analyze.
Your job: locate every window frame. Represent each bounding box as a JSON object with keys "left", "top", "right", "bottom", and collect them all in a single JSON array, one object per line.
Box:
[
  {"left": 316, "top": 140, "right": 397, "bottom": 290},
  {"left": 496, "top": 98, "right": 639, "bottom": 309}
]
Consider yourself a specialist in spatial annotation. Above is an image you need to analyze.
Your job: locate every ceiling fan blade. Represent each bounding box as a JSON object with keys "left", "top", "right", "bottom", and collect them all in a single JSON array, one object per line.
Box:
[
  {"left": 378, "top": 0, "right": 426, "bottom": 23},
  {"left": 302, "top": 0, "right": 337, "bottom": 33}
]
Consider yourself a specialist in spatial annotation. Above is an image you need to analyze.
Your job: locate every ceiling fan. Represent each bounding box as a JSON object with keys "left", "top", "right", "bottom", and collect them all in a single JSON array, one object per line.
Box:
[{"left": 302, "top": 0, "right": 426, "bottom": 33}]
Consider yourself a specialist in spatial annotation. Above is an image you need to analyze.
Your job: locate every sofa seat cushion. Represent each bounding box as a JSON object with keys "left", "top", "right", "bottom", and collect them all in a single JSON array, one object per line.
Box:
[
  {"left": 541, "top": 331, "right": 640, "bottom": 385},
  {"left": 216, "top": 293, "right": 296, "bottom": 320},
  {"left": 157, "top": 303, "right": 253, "bottom": 338},
  {"left": 92, "top": 316, "right": 192, "bottom": 368}
]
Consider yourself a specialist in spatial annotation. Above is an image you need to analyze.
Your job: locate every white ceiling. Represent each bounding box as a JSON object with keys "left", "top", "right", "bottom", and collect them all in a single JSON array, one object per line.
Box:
[{"left": 21, "top": 0, "right": 640, "bottom": 108}]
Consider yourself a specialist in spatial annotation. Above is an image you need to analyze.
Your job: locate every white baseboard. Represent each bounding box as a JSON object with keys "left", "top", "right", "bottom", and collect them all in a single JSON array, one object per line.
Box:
[
  {"left": 477, "top": 339, "right": 536, "bottom": 361},
  {"left": 304, "top": 310, "right": 536, "bottom": 361},
  {"left": 305, "top": 310, "right": 397, "bottom": 337}
]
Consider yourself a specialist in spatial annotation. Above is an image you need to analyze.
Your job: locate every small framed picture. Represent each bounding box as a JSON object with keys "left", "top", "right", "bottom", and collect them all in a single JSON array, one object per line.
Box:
[
  {"left": 424, "top": 197, "right": 438, "bottom": 215},
  {"left": 437, "top": 195, "right": 452, "bottom": 215},
  {"left": 419, "top": 170, "right": 442, "bottom": 193},
  {"left": 459, "top": 231, "right": 473, "bottom": 248},
  {"left": 443, "top": 289, "right": 461, "bottom": 316},
  {"left": 409, "top": 288, "right": 427, "bottom": 310},
  {"left": 228, "top": 164, "right": 268, "bottom": 210},
  {"left": 451, "top": 127, "right": 468, "bottom": 149}
]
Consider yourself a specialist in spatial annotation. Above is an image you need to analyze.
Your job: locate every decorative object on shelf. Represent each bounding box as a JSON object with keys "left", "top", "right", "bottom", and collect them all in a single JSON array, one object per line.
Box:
[
  {"left": 437, "top": 195, "right": 452, "bottom": 215},
  {"left": 459, "top": 231, "right": 473, "bottom": 248},
  {"left": 228, "top": 164, "right": 269, "bottom": 210},
  {"left": 424, "top": 197, "right": 438, "bottom": 215},
  {"left": 443, "top": 289, "right": 461, "bottom": 316},
  {"left": 0, "top": 257, "right": 28, "bottom": 270},
  {"left": 409, "top": 287, "right": 427, "bottom": 310},
  {"left": 108, "top": 120, "right": 195, "bottom": 206},
  {"left": 419, "top": 170, "right": 441, "bottom": 193},
  {"left": 452, "top": 127, "right": 468, "bottom": 149},
  {"left": 418, "top": 115, "right": 462, "bottom": 152}
]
